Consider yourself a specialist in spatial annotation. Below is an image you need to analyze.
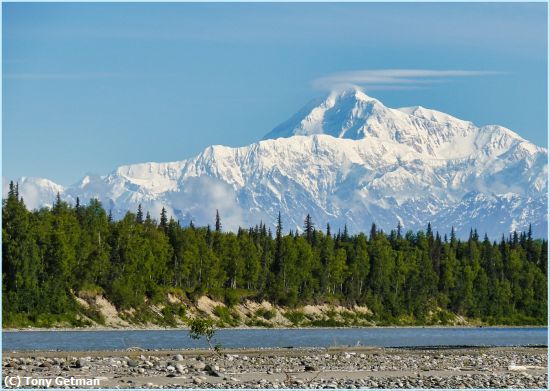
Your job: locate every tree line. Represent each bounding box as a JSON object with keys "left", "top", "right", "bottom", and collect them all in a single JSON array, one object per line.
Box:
[{"left": 2, "top": 181, "right": 547, "bottom": 326}]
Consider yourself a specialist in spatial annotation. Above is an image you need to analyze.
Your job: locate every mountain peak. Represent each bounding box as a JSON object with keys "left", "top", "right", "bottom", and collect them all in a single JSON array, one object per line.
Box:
[
  {"left": 328, "top": 85, "right": 377, "bottom": 102},
  {"left": 263, "top": 87, "right": 385, "bottom": 141},
  {"left": 263, "top": 89, "right": 534, "bottom": 160}
]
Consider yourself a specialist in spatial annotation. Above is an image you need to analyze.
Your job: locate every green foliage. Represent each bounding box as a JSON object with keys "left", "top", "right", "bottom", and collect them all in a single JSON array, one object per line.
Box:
[
  {"left": 224, "top": 289, "right": 243, "bottom": 307},
  {"left": 77, "top": 283, "right": 104, "bottom": 300},
  {"left": 213, "top": 305, "right": 240, "bottom": 327},
  {"left": 339, "top": 310, "right": 358, "bottom": 324},
  {"left": 284, "top": 310, "right": 306, "bottom": 325},
  {"left": 255, "top": 308, "right": 276, "bottom": 320},
  {"left": 189, "top": 317, "right": 215, "bottom": 339},
  {"left": 161, "top": 304, "right": 187, "bottom": 326},
  {"left": 123, "top": 306, "right": 159, "bottom": 325},
  {"left": 77, "top": 302, "right": 106, "bottom": 325},
  {"left": 188, "top": 316, "right": 221, "bottom": 352},
  {"left": 436, "top": 309, "right": 456, "bottom": 325},
  {"left": 246, "top": 318, "right": 274, "bottom": 327},
  {"left": 2, "top": 188, "right": 547, "bottom": 327}
]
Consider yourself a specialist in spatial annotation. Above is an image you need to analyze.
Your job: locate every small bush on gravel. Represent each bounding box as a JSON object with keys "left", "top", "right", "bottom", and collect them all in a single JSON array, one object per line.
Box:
[{"left": 188, "top": 317, "right": 222, "bottom": 354}]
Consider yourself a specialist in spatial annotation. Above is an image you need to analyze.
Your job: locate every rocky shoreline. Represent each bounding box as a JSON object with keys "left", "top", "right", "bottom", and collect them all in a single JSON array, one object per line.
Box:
[{"left": 2, "top": 346, "right": 547, "bottom": 389}]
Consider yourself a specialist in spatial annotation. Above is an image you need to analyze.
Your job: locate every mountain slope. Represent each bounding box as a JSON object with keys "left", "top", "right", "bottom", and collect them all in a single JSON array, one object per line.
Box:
[{"left": 5, "top": 88, "right": 547, "bottom": 238}]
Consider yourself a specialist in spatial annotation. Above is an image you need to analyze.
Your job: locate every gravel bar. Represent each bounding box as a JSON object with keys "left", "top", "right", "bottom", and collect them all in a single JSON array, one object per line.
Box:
[{"left": 2, "top": 346, "right": 547, "bottom": 389}]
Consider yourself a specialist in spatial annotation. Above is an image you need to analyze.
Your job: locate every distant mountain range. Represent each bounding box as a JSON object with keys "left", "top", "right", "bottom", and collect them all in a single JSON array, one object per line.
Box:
[{"left": 4, "top": 87, "right": 547, "bottom": 238}]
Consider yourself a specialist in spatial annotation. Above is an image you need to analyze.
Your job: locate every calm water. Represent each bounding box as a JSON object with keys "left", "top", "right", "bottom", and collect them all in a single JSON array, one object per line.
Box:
[{"left": 2, "top": 327, "right": 547, "bottom": 352}]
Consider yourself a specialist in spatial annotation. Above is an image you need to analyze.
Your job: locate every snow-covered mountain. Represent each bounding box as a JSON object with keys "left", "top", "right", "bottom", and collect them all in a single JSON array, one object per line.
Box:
[
  {"left": 4, "top": 87, "right": 547, "bottom": 238},
  {"left": 2, "top": 176, "right": 65, "bottom": 209}
]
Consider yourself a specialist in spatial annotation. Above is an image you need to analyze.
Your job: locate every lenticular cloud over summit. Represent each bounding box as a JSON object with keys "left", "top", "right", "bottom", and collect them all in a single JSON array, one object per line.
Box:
[
  {"left": 5, "top": 87, "right": 547, "bottom": 238},
  {"left": 312, "top": 69, "right": 496, "bottom": 91}
]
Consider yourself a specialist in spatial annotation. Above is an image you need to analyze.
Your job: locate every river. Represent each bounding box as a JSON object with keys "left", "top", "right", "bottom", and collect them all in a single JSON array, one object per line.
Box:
[{"left": 2, "top": 327, "right": 547, "bottom": 352}]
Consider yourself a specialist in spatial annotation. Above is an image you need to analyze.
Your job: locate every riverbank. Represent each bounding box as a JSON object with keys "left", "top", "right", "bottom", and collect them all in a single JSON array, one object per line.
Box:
[
  {"left": 3, "top": 346, "right": 547, "bottom": 389},
  {"left": 6, "top": 292, "right": 547, "bottom": 330}
]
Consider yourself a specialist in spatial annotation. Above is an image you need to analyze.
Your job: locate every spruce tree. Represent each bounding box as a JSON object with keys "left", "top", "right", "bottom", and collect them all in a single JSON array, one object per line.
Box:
[
  {"left": 272, "top": 212, "right": 283, "bottom": 276},
  {"left": 342, "top": 224, "right": 349, "bottom": 242},
  {"left": 7, "top": 180, "right": 16, "bottom": 199},
  {"left": 370, "top": 223, "right": 377, "bottom": 240},
  {"left": 526, "top": 224, "right": 534, "bottom": 263},
  {"left": 136, "top": 204, "right": 144, "bottom": 224},
  {"left": 160, "top": 207, "right": 168, "bottom": 232},
  {"left": 53, "top": 192, "right": 62, "bottom": 214},
  {"left": 303, "top": 214, "right": 314, "bottom": 244}
]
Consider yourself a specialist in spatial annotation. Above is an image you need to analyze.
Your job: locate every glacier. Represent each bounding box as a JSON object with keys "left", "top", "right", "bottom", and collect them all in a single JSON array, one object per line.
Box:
[{"left": 4, "top": 87, "right": 547, "bottom": 238}]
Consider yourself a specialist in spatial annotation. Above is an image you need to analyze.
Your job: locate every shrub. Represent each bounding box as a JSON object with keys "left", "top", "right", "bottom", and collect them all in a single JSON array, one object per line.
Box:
[
  {"left": 213, "top": 305, "right": 232, "bottom": 324},
  {"left": 77, "top": 283, "right": 104, "bottom": 300},
  {"left": 161, "top": 304, "right": 187, "bottom": 326},
  {"left": 79, "top": 306, "right": 106, "bottom": 325},
  {"left": 284, "top": 310, "right": 305, "bottom": 325},
  {"left": 188, "top": 317, "right": 221, "bottom": 353},
  {"left": 246, "top": 318, "right": 274, "bottom": 327},
  {"left": 437, "top": 310, "right": 455, "bottom": 325},
  {"left": 255, "top": 308, "right": 276, "bottom": 320},
  {"left": 340, "top": 311, "right": 357, "bottom": 325},
  {"left": 224, "top": 289, "right": 242, "bottom": 307},
  {"left": 213, "top": 305, "right": 240, "bottom": 327}
]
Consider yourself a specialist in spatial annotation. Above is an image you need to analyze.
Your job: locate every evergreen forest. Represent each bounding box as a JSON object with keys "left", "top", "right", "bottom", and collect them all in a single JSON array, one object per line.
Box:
[{"left": 2, "top": 182, "right": 547, "bottom": 327}]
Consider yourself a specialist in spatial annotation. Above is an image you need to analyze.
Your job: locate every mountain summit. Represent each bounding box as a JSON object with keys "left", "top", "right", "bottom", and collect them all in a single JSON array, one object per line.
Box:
[
  {"left": 4, "top": 88, "right": 547, "bottom": 238},
  {"left": 264, "top": 88, "right": 383, "bottom": 140},
  {"left": 265, "top": 86, "right": 537, "bottom": 160}
]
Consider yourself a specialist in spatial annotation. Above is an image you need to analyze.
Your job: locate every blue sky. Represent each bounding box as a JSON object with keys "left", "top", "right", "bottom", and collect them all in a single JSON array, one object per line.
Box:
[{"left": 3, "top": 2, "right": 548, "bottom": 186}]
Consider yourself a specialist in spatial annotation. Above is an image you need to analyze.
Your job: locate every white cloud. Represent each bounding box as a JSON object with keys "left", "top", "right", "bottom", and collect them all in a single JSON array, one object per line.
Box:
[
  {"left": 313, "top": 69, "right": 500, "bottom": 91},
  {"left": 167, "top": 176, "right": 247, "bottom": 231}
]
